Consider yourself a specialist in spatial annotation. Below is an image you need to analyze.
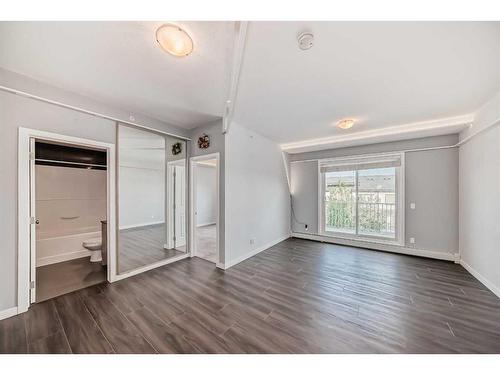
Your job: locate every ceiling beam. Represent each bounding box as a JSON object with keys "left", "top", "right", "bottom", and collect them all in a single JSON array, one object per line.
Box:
[{"left": 222, "top": 21, "right": 248, "bottom": 135}]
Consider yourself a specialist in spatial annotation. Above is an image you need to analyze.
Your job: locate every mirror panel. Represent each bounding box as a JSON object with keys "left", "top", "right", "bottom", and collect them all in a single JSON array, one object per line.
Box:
[{"left": 117, "top": 124, "right": 187, "bottom": 274}]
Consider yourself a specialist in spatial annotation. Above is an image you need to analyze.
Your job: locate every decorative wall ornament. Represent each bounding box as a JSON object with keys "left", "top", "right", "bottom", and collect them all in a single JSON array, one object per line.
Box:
[
  {"left": 171, "top": 142, "right": 182, "bottom": 155},
  {"left": 197, "top": 133, "right": 210, "bottom": 149}
]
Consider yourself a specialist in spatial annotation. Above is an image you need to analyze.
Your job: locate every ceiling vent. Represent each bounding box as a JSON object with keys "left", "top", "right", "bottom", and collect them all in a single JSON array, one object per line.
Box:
[{"left": 297, "top": 32, "right": 314, "bottom": 50}]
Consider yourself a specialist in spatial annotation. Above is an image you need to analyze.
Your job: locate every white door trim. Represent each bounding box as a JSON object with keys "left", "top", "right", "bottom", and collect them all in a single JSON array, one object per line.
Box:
[
  {"left": 29, "top": 137, "right": 36, "bottom": 303},
  {"left": 166, "top": 159, "right": 186, "bottom": 250},
  {"left": 17, "top": 127, "right": 116, "bottom": 313},
  {"left": 166, "top": 161, "right": 175, "bottom": 250},
  {"left": 189, "top": 153, "right": 220, "bottom": 265}
]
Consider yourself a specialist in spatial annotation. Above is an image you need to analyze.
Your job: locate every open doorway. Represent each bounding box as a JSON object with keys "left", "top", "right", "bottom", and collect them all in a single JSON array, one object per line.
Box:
[
  {"left": 33, "top": 141, "right": 108, "bottom": 302},
  {"left": 17, "top": 129, "right": 115, "bottom": 312},
  {"left": 190, "top": 153, "right": 219, "bottom": 264}
]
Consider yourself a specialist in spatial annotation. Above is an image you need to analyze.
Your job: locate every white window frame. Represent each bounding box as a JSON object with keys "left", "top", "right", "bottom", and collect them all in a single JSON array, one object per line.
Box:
[{"left": 318, "top": 152, "right": 405, "bottom": 247}]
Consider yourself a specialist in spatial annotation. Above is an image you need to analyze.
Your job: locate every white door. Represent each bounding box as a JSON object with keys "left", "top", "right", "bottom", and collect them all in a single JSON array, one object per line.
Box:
[
  {"left": 174, "top": 164, "right": 186, "bottom": 248},
  {"left": 29, "top": 138, "right": 37, "bottom": 303}
]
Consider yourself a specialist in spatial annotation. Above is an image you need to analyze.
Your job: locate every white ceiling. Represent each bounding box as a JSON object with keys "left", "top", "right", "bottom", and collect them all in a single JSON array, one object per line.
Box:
[
  {"left": 234, "top": 22, "right": 500, "bottom": 144},
  {"left": 0, "top": 21, "right": 236, "bottom": 129},
  {"left": 1, "top": 21, "right": 500, "bottom": 145}
]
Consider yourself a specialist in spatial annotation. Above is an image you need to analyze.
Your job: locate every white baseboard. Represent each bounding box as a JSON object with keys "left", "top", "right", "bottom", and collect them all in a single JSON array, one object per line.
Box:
[
  {"left": 225, "top": 234, "right": 290, "bottom": 269},
  {"left": 197, "top": 222, "right": 216, "bottom": 227},
  {"left": 119, "top": 221, "right": 164, "bottom": 230},
  {"left": 292, "top": 232, "right": 459, "bottom": 262},
  {"left": 460, "top": 259, "right": 500, "bottom": 299},
  {"left": 37, "top": 249, "right": 91, "bottom": 267},
  {"left": 216, "top": 262, "right": 226, "bottom": 270},
  {"left": 111, "top": 253, "right": 190, "bottom": 282},
  {"left": 0, "top": 306, "right": 18, "bottom": 321}
]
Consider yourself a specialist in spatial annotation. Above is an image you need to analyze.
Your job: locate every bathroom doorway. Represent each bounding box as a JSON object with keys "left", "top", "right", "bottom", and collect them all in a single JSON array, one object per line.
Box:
[
  {"left": 190, "top": 153, "right": 219, "bottom": 265},
  {"left": 32, "top": 140, "right": 109, "bottom": 302},
  {"left": 17, "top": 128, "right": 115, "bottom": 312}
]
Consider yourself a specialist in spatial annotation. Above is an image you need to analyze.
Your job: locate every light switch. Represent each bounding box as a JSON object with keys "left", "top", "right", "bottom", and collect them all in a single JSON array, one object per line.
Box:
[{"left": 410, "top": 203, "right": 416, "bottom": 210}]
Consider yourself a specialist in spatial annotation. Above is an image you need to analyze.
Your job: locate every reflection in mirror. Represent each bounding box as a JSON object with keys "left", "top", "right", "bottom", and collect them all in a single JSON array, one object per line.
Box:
[
  {"left": 166, "top": 136, "right": 187, "bottom": 252},
  {"left": 117, "top": 125, "right": 187, "bottom": 274}
]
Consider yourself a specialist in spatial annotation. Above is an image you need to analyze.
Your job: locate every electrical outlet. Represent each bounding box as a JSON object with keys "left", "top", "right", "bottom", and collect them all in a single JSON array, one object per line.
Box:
[
  {"left": 250, "top": 239, "right": 255, "bottom": 245},
  {"left": 410, "top": 237, "right": 415, "bottom": 244}
]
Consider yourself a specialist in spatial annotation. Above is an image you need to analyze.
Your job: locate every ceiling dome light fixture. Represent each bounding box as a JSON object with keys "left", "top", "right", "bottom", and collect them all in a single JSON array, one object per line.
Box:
[
  {"left": 298, "top": 32, "right": 314, "bottom": 50},
  {"left": 337, "top": 119, "right": 355, "bottom": 130},
  {"left": 156, "top": 24, "right": 193, "bottom": 57}
]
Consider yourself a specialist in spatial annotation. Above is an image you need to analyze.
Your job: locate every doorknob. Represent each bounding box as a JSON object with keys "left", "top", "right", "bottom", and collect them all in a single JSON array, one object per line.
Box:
[{"left": 35, "top": 219, "right": 40, "bottom": 225}]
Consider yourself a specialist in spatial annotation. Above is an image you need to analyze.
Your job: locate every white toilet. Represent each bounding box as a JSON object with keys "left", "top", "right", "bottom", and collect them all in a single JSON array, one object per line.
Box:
[{"left": 83, "top": 238, "right": 102, "bottom": 263}]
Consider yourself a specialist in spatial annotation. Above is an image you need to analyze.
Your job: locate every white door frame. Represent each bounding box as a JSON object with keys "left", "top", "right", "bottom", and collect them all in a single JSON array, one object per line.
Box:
[
  {"left": 28, "top": 138, "right": 36, "bottom": 303},
  {"left": 17, "top": 127, "right": 117, "bottom": 314},
  {"left": 189, "top": 153, "right": 220, "bottom": 265},
  {"left": 166, "top": 159, "right": 187, "bottom": 250}
]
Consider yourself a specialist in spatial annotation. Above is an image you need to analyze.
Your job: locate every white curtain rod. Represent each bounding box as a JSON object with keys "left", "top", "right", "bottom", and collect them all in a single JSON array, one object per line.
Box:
[
  {"left": 288, "top": 144, "right": 456, "bottom": 164},
  {"left": 0, "top": 84, "right": 191, "bottom": 141},
  {"left": 288, "top": 116, "right": 500, "bottom": 164}
]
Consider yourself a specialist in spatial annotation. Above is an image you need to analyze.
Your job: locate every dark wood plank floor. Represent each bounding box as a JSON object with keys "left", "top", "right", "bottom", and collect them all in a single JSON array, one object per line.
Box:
[
  {"left": 119, "top": 224, "right": 184, "bottom": 273},
  {"left": 195, "top": 224, "right": 217, "bottom": 263},
  {"left": 36, "top": 257, "right": 107, "bottom": 302},
  {"left": 2, "top": 238, "right": 500, "bottom": 353}
]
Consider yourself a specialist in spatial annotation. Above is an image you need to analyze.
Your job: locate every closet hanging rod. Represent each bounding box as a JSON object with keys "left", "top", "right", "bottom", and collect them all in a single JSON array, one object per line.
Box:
[{"left": 35, "top": 158, "right": 106, "bottom": 168}]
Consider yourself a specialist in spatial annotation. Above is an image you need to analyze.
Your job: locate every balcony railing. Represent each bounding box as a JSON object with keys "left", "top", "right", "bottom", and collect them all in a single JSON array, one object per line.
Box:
[{"left": 325, "top": 201, "right": 396, "bottom": 236}]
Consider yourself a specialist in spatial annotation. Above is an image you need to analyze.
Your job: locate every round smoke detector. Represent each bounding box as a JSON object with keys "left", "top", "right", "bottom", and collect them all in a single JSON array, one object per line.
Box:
[{"left": 298, "top": 32, "right": 314, "bottom": 50}]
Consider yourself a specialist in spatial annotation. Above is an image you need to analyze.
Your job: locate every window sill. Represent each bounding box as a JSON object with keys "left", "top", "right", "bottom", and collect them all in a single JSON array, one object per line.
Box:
[{"left": 320, "top": 230, "right": 404, "bottom": 247}]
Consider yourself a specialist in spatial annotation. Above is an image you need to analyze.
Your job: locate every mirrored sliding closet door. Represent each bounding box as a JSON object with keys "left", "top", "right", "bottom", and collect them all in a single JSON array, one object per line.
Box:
[{"left": 117, "top": 124, "right": 187, "bottom": 274}]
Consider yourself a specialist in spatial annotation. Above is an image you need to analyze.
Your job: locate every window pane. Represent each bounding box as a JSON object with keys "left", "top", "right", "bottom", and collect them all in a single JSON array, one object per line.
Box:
[
  {"left": 357, "top": 167, "right": 396, "bottom": 238},
  {"left": 324, "top": 170, "right": 356, "bottom": 234}
]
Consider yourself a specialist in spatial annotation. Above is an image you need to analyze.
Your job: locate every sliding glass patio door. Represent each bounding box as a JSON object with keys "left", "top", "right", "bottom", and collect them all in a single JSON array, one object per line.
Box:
[{"left": 320, "top": 153, "right": 404, "bottom": 245}]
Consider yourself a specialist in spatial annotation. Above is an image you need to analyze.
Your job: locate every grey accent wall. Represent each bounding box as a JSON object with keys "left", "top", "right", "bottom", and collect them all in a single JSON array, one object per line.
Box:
[
  {"left": 189, "top": 120, "right": 226, "bottom": 263},
  {"left": 405, "top": 147, "right": 458, "bottom": 252},
  {"left": 290, "top": 161, "right": 319, "bottom": 234},
  {"left": 0, "top": 70, "right": 189, "bottom": 312},
  {"left": 289, "top": 134, "right": 459, "bottom": 255}
]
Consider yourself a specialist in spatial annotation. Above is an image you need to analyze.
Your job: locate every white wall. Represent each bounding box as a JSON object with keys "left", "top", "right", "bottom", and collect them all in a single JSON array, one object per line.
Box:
[
  {"left": 118, "top": 125, "right": 165, "bottom": 229},
  {"left": 224, "top": 122, "right": 291, "bottom": 267},
  {"left": 119, "top": 167, "right": 165, "bottom": 228},
  {"left": 190, "top": 120, "right": 226, "bottom": 262},
  {"left": 35, "top": 165, "right": 107, "bottom": 265},
  {"left": 459, "top": 90, "right": 500, "bottom": 297},
  {"left": 36, "top": 165, "right": 107, "bottom": 239},
  {"left": 195, "top": 164, "right": 217, "bottom": 226}
]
